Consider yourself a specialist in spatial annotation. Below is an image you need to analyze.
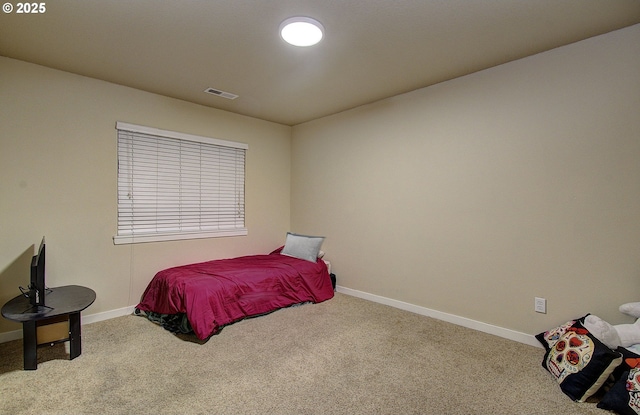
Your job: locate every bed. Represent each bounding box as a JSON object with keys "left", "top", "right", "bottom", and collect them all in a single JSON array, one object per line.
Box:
[{"left": 135, "top": 233, "right": 334, "bottom": 340}]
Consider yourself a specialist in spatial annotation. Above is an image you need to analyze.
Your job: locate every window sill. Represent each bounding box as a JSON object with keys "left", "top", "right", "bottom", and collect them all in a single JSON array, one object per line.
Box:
[{"left": 113, "top": 229, "right": 248, "bottom": 245}]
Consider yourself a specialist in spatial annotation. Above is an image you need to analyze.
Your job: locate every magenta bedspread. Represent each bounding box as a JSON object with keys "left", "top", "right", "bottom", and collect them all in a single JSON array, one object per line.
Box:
[{"left": 136, "top": 250, "right": 334, "bottom": 339}]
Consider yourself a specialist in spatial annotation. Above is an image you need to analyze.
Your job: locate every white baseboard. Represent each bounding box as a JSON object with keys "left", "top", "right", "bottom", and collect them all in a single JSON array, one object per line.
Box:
[
  {"left": 0, "top": 305, "right": 137, "bottom": 344},
  {"left": 1, "top": 289, "right": 542, "bottom": 348},
  {"left": 336, "top": 285, "right": 542, "bottom": 348},
  {"left": 0, "top": 328, "right": 22, "bottom": 343},
  {"left": 82, "top": 305, "right": 137, "bottom": 325}
]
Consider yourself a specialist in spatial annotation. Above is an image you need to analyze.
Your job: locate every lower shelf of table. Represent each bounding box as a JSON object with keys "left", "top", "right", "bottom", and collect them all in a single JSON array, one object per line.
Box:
[{"left": 36, "top": 315, "right": 70, "bottom": 345}]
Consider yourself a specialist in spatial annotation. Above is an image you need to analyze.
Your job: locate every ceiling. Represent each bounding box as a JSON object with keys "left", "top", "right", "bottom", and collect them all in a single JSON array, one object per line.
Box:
[{"left": 2, "top": 1, "right": 640, "bottom": 126}]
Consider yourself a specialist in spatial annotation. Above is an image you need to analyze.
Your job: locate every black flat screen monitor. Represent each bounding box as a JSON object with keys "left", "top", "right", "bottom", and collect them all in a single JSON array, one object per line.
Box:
[{"left": 29, "top": 237, "right": 46, "bottom": 306}]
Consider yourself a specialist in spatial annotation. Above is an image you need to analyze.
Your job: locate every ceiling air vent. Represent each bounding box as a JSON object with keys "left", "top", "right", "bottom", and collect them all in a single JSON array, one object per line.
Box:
[{"left": 204, "top": 87, "right": 239, "bottom": 100}]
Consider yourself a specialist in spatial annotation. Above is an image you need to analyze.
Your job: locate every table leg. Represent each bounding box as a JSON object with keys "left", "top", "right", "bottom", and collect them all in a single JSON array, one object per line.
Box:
[
  {"left": 68, "top": 312, "right": 81, "bottom": 359},
  {"left": 22, "top": 320, "right": 37, "bottom": 370}
]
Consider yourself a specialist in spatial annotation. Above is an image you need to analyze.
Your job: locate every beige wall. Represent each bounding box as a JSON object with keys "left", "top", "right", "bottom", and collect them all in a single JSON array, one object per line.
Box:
[
  {"left": 2, "top": 24, "right": 639, "bottom": 341},
  {"left": 0, "top": 57, "right": 292, "bottom": 334},
  {"left": 291, "top": 24, "right": 640, "bottom": 335}
]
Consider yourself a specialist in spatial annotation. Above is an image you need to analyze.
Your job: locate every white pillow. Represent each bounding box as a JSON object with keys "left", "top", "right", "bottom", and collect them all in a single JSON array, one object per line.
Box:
[{"left": 281, "top": 232, "right": 324, "bottom": 262}]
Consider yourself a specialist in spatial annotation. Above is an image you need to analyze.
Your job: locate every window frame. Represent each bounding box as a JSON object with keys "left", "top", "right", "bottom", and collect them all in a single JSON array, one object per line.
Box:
[{"left": 113, "top": 122, "right": 248, "bottom": 245}]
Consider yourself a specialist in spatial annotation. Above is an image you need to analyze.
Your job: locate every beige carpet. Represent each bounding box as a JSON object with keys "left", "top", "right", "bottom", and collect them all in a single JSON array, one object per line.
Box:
[{"left": 0, "top": 293, "right": 608, "bottom": 415}]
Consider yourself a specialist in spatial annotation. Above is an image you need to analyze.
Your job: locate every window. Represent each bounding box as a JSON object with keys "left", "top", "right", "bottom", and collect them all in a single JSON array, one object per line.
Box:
[{"left": 114, "top": 122, "right": 248, "bottom": 244}]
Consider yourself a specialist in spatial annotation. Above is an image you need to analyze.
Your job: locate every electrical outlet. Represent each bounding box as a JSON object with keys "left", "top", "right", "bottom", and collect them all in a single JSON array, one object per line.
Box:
[{"left": 535, "top": 297, "right": 547, "bottom": 314}]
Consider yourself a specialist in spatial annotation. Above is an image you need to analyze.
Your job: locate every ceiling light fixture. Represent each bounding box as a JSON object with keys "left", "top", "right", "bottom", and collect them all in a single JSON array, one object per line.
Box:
[{"left": 279, "top": 17, "right": 324, "bottom": 47}]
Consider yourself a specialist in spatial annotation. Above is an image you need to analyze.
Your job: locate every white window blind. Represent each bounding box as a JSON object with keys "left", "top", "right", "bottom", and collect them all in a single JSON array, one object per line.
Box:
[{"left": 114, "top": 122, "right": 248, "bottom": 244}]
